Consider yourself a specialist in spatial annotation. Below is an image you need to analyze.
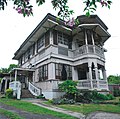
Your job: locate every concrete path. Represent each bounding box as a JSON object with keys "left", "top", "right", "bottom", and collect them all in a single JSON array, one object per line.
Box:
[
  {"left": 86, "top": 112, "right": 120, "bottom": 119},
  {"left": 33, "top": 102, "right": 85, "bottom": 119}
]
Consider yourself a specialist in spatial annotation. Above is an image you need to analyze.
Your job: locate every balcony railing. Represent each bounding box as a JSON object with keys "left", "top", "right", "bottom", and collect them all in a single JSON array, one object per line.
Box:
[
  {"left": 74, "top": 45, "right": 104, "bottom": 58},
  {"left": 77, "top": 79, "right": 108, "bottom": 90}
]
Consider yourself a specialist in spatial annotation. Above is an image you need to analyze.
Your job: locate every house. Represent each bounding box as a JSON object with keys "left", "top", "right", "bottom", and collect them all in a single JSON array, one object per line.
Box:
[
  {"left": 0, "top": 73, "right": 10, "bottom": 93},
  {"left": 9, "top": 13, "right": 111, "bottom": 99}
]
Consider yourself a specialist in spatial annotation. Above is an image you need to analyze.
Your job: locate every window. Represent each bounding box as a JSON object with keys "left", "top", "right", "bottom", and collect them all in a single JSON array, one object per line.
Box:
[
  {"left": 37, "top": 35, "right": 44, "bottom": 51},
  {"left": 38, "top": 64, "right": 48, "bottom": 81},
  {"left": 58, "top": 32, "right": 68, "bottom": 45},
  {"left": 55, "top": 63, "right": 72, "bottom": 80}
]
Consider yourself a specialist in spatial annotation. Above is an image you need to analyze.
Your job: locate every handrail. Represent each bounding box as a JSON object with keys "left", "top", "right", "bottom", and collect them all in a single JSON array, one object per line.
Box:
[
  {"left": 74, "top": 45, "right": 104, "bottom": 58},
  {"left": 28, "top": 82, "right": 42, "bottom": 96},
  {"left": 9, "top": 81, "right": 21, "bottom": 99}
]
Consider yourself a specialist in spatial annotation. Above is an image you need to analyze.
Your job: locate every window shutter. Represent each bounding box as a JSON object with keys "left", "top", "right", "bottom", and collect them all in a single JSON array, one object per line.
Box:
[
  {"left": 53, "top": 30, "right": 58, "bottom": 45},
  {"left": 45, "top": 31, "right": 50, "bottom": 47}
]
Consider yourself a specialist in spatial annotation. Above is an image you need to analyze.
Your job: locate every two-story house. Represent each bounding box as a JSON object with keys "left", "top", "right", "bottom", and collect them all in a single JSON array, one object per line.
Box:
[{"left": 11, "top": 13, "right": 111, "bottom": 99}]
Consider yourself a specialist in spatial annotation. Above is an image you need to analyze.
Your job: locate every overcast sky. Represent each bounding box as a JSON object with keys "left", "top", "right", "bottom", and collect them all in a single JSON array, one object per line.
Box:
[{"left": 0, "top": 0, "right": 120, "bottom": 76}]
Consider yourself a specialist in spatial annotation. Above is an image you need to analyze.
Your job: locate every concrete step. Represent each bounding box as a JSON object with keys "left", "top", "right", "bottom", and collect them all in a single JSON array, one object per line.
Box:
[{"left": 21, "top": 89, "right": 35, "bottom": 98}]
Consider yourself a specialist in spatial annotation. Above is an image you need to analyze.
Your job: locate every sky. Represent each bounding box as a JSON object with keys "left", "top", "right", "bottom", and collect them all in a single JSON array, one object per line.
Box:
[{"left": 0, "top": 0, "right": 120, "bottom": 76}]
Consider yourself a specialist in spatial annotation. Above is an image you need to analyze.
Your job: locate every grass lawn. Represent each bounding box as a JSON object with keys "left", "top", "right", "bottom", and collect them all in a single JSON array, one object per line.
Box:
[
  {"left": 57, "top": 103, "right": 120, "bottom": 114},
  {"left": 0, "top": 98, "right": 76, "bottom": 119},
  {"left": 44, "top": 97, "right": 120, "bottom": 115},
  {"left": 0, "top": 108, "right": 24, "bottom": 119}
]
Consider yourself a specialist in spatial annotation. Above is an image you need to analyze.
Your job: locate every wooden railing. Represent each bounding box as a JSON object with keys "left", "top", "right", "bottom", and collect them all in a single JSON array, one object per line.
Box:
[
  {"left": 74, "top": 45, "right": 104, "bottom": 58},
  {"left": 28, "top": 82, "right": 42, "bottom": 96},
  {"left": 77, "top": 80, "right": 108, "bottom": 90}
]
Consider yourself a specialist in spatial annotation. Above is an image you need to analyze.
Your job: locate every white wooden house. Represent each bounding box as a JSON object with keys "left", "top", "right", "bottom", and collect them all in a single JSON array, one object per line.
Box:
[{"left": 9, "top": 14, "right": 111, "bottom": 99}]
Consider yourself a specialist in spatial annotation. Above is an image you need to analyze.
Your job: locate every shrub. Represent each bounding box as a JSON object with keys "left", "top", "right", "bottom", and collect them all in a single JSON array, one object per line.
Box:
[
  {"left": 5, "top": 88, "right": 13, "bottom": 98},
  {"left": 58, "top": 80, "right": 78, "bottom": 99},
  {"left": 36, "top": 94, "right": 45, "bottom": 99},
  {"left": 52, "top": 98, "right": 75, "bottom": 105},
  {"left": 113, "top": 89, "right": 120, "bottom": 97},
  {"left": 106, "top": 94, "right": 115, "bottom": 100}
]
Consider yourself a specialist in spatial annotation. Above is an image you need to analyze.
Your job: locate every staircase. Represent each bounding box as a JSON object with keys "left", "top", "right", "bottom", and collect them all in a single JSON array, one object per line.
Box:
[{"left": 21, "top": 89, "right": 35, "bottom": 98}]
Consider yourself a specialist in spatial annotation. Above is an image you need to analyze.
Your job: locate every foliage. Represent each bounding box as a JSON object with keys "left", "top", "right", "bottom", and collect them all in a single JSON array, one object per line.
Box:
[
  {"left": 0, "top": 108, "right": 23, "bottom": 119},
  {"left": 108, "top": 75, "right": 120, "bottom": 84},
  {"left": 0, "top": 0, "right": 112, "bottom": 19},
  {"left": 58, "top": 80, "right": 78, "bottom": 99},
  {"left": 0, "top": 99, "right": 76, "bottom": 119},
  {"left": 5, "top": 88, "right": 13, "bottom": 99},
  {"left": 0, "top": 64, "right": 18, "bottom": 73},
  {"left": 113, "top": 89, "right": 120, "bottom": 97},
  {"left": 52, "top": 98, "right": 75, "bottom": 105},
  {"left": 36, "top": 94, "right": 45, "bottom": 99}
]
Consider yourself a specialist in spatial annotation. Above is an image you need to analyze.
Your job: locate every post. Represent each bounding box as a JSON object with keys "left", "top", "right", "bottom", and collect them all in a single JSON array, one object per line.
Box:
[
  {"left": 91, "top": 31, "right": 95, "bottom": 53},
  {"left": 85, "top": 29, "right": 88, "bottom": 53},
  {"left": 95, "top": 66, "right": 99, "bottom": 89},
  {"left": 88, "top": 66, "right": 93, "bottom": 89},
  {"left": 13, "top": 69, "right": 17, "bottom": 96}
]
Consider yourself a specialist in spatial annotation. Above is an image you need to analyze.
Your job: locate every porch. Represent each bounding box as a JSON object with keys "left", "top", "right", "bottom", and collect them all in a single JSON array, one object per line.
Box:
[
  {"left": 9, "top": 68, "right": 42, "bottom": 99},
  {"left": 73, "top": 62, "right": 109, "bottom": 91}
]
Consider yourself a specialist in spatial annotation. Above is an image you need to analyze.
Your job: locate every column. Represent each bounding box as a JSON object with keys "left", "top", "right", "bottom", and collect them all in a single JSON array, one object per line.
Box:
[
  {"left": 72, "top": 66, "right": 78, "bottom": 81},
  {"left": 85, "top": 29, "right": 88, "bottom": 53},
  {"left": 95, "top": 66, "right": 99, "bottom": 89},
  {"left": 88, "top": 66, "right": 93, "bottom": 89},
  {"left": 48, "top": 63, "right": 55, "bottom": 80},
  {"left": 102, "top": 68, "right": 109, "bottom": 90},
  {"left": 91, "top": 31, "right": 95, "bottom": 53},
  {"left": 50, "top": 30, "right": 53, "bottom": 44}
]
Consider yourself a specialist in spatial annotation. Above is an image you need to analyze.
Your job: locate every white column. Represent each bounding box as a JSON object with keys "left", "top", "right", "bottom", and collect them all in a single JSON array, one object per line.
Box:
[
  {"left": 85, "top": 30, "right": 88, "bottom": 53},
  {"left": 102, "top": 69, "right": 109, "bottom": 90},
  {"left": 50, "top": 31, "right": 53, "bottom": 44},
  {"left": 102, "top": 69, "right": 107, "bottom": 80},
  {"left": 95, "top": 66, "right": 99, "bottom": 89},
  {"left": 4, "top": 78, "right": 8, "bottom": 91},
  {"left": 48, "top": 63, "right": 55, "bottom": 80},
  {"left": 91, "top": 31, "right": 95, "bottom": 53},
  {"left": 72, "top": 66, "right": 78, "bottom": 81},
  {"left": 15, "top": 70, "right": 17, "bottom": 81},
  {"left": 88, "top": 66, "right": 93, "bottom": 89}
]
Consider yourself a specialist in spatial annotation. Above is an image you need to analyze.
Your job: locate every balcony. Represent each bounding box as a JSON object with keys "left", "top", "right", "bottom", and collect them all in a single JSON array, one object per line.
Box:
[
  {"left": 74, "top": 45, "right": 105, "bottom": 59},
  {"left": 77, "top": 80, "right": 108, "bottom": 90}
]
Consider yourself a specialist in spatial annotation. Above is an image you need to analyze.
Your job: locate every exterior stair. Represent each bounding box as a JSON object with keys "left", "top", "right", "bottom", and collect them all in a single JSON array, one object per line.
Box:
[{"left": 21, "top": 89, "right": 35, "bottom": 98}]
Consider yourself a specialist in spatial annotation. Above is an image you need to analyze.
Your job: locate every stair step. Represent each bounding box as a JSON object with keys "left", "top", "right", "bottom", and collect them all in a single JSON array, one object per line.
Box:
[{"left": 21, "top": 89, "right": 35, "bottom": 98}]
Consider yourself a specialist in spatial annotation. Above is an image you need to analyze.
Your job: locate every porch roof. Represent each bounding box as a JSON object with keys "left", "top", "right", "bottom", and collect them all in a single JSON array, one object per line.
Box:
[
  {"left": 78, "top": 24, "right": 111, "bottom": 43},
  {"left": 9, "top": 68, "right": 35, "bottom": 76}
]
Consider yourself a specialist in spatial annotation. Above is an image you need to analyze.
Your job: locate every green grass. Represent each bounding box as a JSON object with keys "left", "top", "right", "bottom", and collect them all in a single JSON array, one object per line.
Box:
[
  {"left": 44, "top": 98, "right": 120, "bottom": 115},
  {"left": 57, "top": 104, "right": 120, "bottom": 114},
  {"left": 0, "top": 98, "right": 76, "bottom": 119},
  {"left": 0, "top": 108, "right": 24, "bottom": 119}
]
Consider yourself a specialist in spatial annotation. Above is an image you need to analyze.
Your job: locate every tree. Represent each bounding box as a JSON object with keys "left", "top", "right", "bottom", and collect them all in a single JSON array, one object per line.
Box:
[
  {"left": 0, "top": 0, "right": 112, "bottom": 19},
  {"left": 107, "top": 75, "right": 120, "bottom": 84},
  {"left": 0, "top": 64, "right": 18, "bottom": 73}
]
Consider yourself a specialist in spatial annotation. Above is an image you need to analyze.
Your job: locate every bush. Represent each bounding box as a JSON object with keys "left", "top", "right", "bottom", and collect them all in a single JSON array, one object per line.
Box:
[
  {"left": 106, "top": 94, "right": 115, "bottom": 100},
  {"left": 52, "top": 98, "right": 75, "bottom": 105},
  {"left": 5, "top": 88, "right": 13, "bottom": 98},
  {"left": 113, "top": 89, "right": 120, "bottom": 97}
]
